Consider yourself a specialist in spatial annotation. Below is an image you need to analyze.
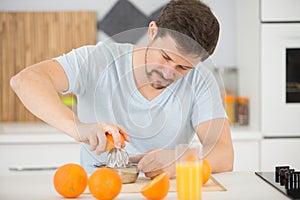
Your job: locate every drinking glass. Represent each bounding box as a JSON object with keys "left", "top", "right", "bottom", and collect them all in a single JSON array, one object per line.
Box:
[{"left": 176, "top": 143, "right": 202, "bottom": 200}]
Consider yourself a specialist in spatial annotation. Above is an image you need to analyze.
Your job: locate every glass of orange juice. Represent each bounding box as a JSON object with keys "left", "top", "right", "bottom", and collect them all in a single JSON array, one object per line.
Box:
[{"left": 176, "top": 143, "right": 202, "bottom": 200}]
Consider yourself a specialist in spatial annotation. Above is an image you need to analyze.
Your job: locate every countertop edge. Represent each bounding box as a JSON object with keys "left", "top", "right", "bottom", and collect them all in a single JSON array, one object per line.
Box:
[
  {"left": 0, "top": 123, "right": 76, "bottom": 144},
  {"left": 0, "top": 123, "right": 262, "bottom": 144}
]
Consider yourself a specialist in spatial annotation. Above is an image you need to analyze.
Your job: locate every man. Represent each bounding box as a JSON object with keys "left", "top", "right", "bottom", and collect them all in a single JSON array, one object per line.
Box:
[{"left": 10, "top": 0, "right": 234, "bottom": 177}]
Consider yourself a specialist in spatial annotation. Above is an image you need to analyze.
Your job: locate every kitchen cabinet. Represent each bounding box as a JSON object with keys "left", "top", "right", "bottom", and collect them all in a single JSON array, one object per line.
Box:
[
  {"left": 261, "top": 0, "right": 300, "bottom": 22},
  {"left": 260, "top": 138, "right": 300, "bottom": 171},
  {"left": 231, "top": 128, "right": 261, "bottom": 171},
  {"left": 0, "top": 143, "right": 80, "bottom": 175},
  {"left": 0, "top": 123, "right": 80, "bottom": 175},
  {"left": 0, "top": 124, "right": 263, "bottom": 174},
  {"left": 233, "top": 140, "right": 260, "bottom": 171}
]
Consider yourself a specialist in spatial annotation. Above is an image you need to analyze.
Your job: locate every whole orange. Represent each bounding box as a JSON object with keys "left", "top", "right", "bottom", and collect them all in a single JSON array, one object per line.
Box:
[
  {"left": 88, "top": 168, "right": 122, "bottom": 200},
  {"left": 141, "top": 172, "right": 170, "bottom": 200},
  {"left": 202, "top": 159, "right": 212, "bottom": 185},
  {"left": 105, "top": 132, "right": 126, "bottom": 151},
  {"left": 53, "top": 163, "right": 88, "bottom": 198}
]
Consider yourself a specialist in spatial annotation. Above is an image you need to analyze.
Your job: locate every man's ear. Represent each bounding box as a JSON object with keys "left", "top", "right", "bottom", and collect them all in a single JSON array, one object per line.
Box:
[{"left": 148, "top": 21, "right": 158, "bottom": 43}]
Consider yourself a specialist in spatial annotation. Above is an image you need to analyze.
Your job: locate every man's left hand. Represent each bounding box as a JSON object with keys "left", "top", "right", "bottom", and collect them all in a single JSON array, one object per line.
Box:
[{"left": 129, "top": 149, "right": 176, "bottom": 178}]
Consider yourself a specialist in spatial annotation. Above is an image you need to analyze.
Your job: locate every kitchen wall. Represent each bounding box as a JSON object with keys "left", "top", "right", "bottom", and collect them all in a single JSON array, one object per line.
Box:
[{"left": 0, "top": 0, "right": 236, "bottom": 67}]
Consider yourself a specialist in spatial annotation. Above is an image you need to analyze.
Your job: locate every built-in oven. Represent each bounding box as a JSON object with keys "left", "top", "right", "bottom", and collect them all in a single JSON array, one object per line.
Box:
[
  {"left": 260, "top": 0, "right": 300, "bottom": 136},
  {"left": 286, "top": 48, "right": 300, "bottom": 103}
]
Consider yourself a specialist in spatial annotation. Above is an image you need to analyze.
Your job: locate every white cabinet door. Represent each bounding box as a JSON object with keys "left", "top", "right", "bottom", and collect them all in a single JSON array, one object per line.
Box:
[
  {"left": 261, "top": 0, "right": 300, "bottom": 22},
  {"left": 233, "top": 140, "right": 260, "bottom": 171},
  {"left": 260, "top": 138, "right": 300, "bottom": 171},
  {"left": 0, "top": 143, "right": 80, "bottom": 175}
]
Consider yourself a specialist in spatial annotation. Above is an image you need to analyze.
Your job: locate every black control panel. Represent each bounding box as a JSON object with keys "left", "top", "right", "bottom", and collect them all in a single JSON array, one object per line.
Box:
[{"left": 255, "top": 166, "right": 300, "bottom": 200}]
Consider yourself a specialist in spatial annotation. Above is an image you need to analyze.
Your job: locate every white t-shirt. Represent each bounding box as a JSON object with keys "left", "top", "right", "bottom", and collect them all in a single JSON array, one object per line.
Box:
[{"left": 54, "top": 41, "right": 226, "bottom": 174}]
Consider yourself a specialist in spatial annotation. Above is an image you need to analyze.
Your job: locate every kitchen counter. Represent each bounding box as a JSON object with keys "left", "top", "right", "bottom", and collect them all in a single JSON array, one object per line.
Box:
[
  {"left": 0, "top": 123, "right": 262, "bottom": 144},
  {"left": 0, "top": 171, "right": 289, "bottom": 200},
  {"left": 0, "top": 123, "right": 262, "bottom": 174},
  {"left": 0, "top": 123, "right": 75, "bottom": 144}
]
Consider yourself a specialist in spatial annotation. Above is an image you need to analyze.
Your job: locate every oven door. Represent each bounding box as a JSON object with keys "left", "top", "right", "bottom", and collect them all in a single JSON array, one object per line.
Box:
[{"left": 261, "top": 23, "right": 300, "bottom": 136}]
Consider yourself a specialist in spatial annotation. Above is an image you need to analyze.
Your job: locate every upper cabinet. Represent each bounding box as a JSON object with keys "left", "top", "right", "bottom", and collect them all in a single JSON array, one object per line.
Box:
[{"left": 261, "top": 0, "right": 300, "bottom": 22}]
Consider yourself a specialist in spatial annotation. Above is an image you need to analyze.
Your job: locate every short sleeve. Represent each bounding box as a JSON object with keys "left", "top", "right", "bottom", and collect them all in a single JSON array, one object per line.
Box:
[
  {"left": 190, "top": 67, "right": 227, "bottom": 128},
  {"left": 53, "top": 42, "right": 111, "bottom": 95}
]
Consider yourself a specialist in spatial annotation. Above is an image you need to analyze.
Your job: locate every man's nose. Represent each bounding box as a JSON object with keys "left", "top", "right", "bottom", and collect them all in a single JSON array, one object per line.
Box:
[{"left": 162, "top": 65, "right": 176, "bottom": 80}]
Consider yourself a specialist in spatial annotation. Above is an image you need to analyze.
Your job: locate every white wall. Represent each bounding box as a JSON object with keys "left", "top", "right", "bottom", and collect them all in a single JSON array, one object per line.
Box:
[
  {"left": 0, "top": 0, "right": 236, "bottom": 67},
  {"left": 236, "top": 0, "right": 260, "bottom": 130},
  {"left": 205, "top": 0, "right": 236, "bottom": 67}
]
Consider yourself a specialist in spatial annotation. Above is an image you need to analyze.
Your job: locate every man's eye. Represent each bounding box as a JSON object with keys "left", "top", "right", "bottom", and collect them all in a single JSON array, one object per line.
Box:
[
  {"left": 179, "top": 66, "right": 189, "bottom": 71},
  {"left": 162, "top": 54, "right": 171, "bottom": 60}
]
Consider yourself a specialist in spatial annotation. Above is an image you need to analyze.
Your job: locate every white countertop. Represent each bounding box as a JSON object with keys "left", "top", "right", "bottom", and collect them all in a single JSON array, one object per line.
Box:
[
  {"left": 0, "top": 123, "right": 262, "bottom": 144},
  {"left": 0, "top": 123, "right": 76, "bottom": 144},
  {"left": 0, "top": 171, "right": 289, "bottom": 200}
]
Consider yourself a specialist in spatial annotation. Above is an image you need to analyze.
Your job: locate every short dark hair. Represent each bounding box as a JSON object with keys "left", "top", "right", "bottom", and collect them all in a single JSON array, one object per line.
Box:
[{"left": 156, "top": 0, "right": 220, "bottom": 60}]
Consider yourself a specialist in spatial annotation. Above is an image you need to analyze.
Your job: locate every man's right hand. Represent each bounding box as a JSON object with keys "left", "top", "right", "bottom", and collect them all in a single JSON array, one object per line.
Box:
[{"left": 75, "top": 122, "right": 130, "bottom": 155}]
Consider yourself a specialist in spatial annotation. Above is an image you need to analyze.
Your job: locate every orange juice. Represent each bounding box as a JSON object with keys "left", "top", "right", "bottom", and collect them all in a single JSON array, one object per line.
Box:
[{"left": 176, "top": 161, "right": 203, "bottom": 200}]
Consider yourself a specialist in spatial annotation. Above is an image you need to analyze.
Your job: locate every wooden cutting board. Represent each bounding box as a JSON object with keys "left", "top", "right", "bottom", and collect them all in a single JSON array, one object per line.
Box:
[
  {"left": 85, "top": 175, "right": 226, "bottom": 194},
  {"left": 121, "top": 176, "right": 226, "bottom": 193}
]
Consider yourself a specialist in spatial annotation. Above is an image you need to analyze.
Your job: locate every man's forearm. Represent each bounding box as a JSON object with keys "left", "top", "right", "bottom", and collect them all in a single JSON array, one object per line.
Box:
[
  {"left": 203, "top": 142, "right": 234, "bottom": 173},
  {"left": 196, "top": 119, "right": 234, "bottom": 173}
]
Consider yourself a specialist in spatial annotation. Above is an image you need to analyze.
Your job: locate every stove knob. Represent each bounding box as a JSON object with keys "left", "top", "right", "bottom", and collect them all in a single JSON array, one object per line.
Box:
[
  {"left": 275, "top": 166, "right": 290, "bottom": 183},
  {"left": 280, "top": 169, "right": 294, "bottom": 186},
  {"left": 285, "top": 171, "right": 292, "bottom": 189},
  {"left": 291, "top": 171, "right": 300, "bottom": 190},
  {"left": 280, "top": 169, "right": 289, "bottom": 185}
]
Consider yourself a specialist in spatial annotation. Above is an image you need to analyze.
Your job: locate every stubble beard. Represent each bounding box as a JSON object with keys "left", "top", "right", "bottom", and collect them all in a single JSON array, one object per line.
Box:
[{"left": 144, "top": 47, "right": 174, "bottom": 90}]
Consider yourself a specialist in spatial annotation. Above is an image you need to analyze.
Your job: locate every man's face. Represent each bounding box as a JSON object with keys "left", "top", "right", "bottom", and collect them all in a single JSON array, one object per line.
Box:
[{"left": 145, "top": 35, "right": 201, "bottom": 90}]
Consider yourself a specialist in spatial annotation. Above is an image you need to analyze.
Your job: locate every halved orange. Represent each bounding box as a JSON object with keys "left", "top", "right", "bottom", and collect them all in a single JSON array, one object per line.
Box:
[
  {"left": 141, "top": 172, "right": 170, "bottom": 200},
  {"left": 105, "top": 132, "right": 126, "bottom": 151},
  {"left": 202, "top": 159, "right": 212, "bottom": 185}
]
